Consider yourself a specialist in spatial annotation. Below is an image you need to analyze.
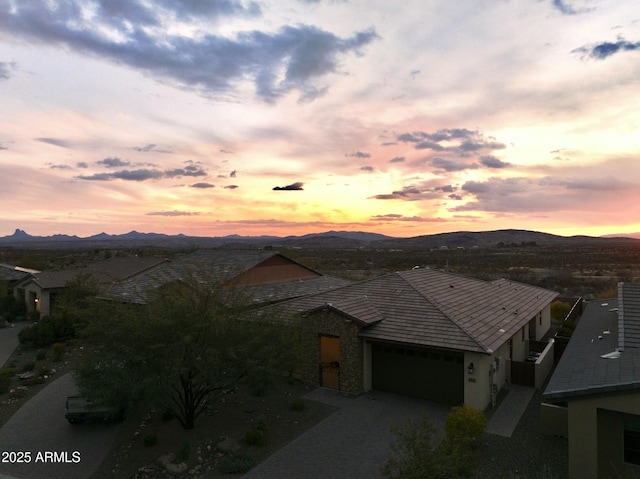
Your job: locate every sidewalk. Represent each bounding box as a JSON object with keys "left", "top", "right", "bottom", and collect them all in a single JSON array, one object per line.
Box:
[{"left": 486, "top": 384, "right": 535, "bottom": 437}]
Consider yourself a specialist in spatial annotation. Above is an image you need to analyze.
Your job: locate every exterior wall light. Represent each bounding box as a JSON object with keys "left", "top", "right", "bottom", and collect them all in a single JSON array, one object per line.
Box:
[{"left": 467, "top": 362, "right": 474, "bottom": 374}]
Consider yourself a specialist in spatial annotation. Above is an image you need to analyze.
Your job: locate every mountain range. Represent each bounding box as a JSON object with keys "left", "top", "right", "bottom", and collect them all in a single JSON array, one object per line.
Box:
[{"left": 1, "top": 228, "right": 639, "bottom": 250}]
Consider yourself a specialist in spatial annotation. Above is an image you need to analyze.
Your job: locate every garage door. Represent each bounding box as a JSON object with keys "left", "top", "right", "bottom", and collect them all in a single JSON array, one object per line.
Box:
[{"left": 372, "top": 343, "right": 464, "bottom": 405}]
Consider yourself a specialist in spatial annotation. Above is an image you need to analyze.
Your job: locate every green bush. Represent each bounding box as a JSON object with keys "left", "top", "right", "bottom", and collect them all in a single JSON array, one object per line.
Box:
[
  {"left": 143, "top": 433, "right": 158, "bottom": 447},
  {"left": 444, "top": 404, "right": 487, "bottom": 447},
  {"left": 244, "top": 428, "right": 264, "bottom": 445},
  {"left": 290, "top": 397, "right": 305, "bottom": 411},
  {"left": 177, "top": 440, "right": 191, "bottom": 461},
  {"left": 218, "top": 453, "right": 257, "bottom": 474},
  {"left": 21, "top": 362, "right": 35, "bottom": 373},
  {"left": 52, "top": 342, "right": 66, "bottom": 362},
  {"left": 0, "top": 376, "right": 11, "bottom": 394},
  {"left": 35, "top": 350, "right": 46, "bottom": 361},
  {"left": 0, "top": 368, "right": 17, "bottom": 379}
]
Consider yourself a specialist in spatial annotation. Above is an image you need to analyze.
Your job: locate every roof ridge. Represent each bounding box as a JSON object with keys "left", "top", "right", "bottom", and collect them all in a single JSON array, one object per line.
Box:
[{"left": 397, "top": 270, "right": 493, "bottom": 353}]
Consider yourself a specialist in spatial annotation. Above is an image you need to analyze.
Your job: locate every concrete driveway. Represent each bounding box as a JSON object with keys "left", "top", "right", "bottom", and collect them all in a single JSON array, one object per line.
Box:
[
  {"left": 0, "top": 373, "right": 121, "bottom": 479},
  {"left": 242, "top": 388, "right": 451, "bottom": 479}
]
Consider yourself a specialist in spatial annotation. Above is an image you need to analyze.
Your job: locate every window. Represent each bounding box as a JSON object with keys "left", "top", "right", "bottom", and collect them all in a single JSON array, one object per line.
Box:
[{"left": 624, "top": 417, "right": 640, "bottom": 465}]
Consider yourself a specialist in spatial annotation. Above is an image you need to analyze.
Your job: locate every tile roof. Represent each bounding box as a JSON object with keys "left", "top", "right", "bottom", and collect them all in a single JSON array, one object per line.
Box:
[
  {"left": 620, "top": 282, "right": 640, "bottom": 349},
  {"left": 543, "top": 282, "right": 640, "bottom": 401},
  {"left": 269, "top": 267, "right": 558, "bottom": 354},
  {"left": 19, "top": 257, "right": 167, "bottom": 290},
  {"left": 0, "top": 263, "right": 39, "bottom": 282},
  {"left": 102, "top": 250, "right": 349, "bottom": 305}
]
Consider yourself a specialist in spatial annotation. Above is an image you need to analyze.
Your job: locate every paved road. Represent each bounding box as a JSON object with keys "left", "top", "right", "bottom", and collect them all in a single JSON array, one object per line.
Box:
[{"left": 0, "top": 373, "right": 121, "bottom": 479}]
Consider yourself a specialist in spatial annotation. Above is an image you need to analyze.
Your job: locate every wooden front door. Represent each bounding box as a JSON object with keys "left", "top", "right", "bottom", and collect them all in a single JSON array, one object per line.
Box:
[{"left": 319, "top": 335, "right": 340, "bottom": 390}]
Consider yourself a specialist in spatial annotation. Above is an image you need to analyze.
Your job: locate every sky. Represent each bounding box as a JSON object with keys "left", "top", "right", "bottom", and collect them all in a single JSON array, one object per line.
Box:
[{"left": 1, "top": 0, "right": 639, "bottom": 239}]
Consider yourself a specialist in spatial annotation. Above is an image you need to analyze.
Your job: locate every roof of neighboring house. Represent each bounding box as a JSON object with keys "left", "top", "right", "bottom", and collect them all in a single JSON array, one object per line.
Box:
[
  {"left": 15, "top": 256, "right": 167, "bottom": 291},
  {"left": 0, "top": 263, "right": 40, "bottom": 282},
  {"left": 269, "top": 267, "right": 558, "bottom": 354},
  {"left": 102, "top": 250, "right": 350, "bottom": 305},
  {"left": 543, "top": 282, "right": 640, "bottom": 401}
]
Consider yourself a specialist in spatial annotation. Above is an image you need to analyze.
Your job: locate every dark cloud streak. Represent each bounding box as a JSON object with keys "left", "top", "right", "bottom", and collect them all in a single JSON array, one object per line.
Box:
[{"left": 0, "top": 2, "right": 378, "bottom": 103}]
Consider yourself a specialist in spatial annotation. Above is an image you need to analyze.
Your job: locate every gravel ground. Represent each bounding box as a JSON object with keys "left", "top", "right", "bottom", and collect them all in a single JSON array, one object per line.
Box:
[{"left": 473, "top": 389, "right": 568, "bottom": 479}]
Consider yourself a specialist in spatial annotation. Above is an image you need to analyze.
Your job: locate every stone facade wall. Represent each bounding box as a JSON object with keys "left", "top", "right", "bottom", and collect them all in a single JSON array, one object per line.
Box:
[{"left": 298, "top": 309, "right": 364, "bottom": 396}]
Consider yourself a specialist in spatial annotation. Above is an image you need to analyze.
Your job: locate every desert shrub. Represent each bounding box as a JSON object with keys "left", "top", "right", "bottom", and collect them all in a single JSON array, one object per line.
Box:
[
  {"left": 35, "top": 350, "right": 46, "bottom": 361},
  {"left": 0, "top": 368, "right": 17, "bottom": 379},
  {"left": 177, "top": 440, "right": 191, "bottom": 461},
  {"left": 445, "top": 404, "right": 487, "bottom": 447},
  {"left": 52, "top": 342, "right": 66, "bottom": 361},
  {"left": 248, "top": 374, "right": 271, "bottom": 397},
  {"left": 382, "top": 414, "right": 453, "bottom": 479},
  {"left": 0, "top": 376, "right": 10, "bottom": 394},
  {"left": 218, "top": 453, "right": 257, "bottom": 474},
  {"left": 383, "top": 410, "right": 484, "bottom": 479},
  {"left": 290, "top": 397, "right": 305, "bottom": 411},
  {"left": 256, "top": 415, "right": 268, "bottom": 431},
  {"left": 161, "top": 407, "right": 175, "bottom": 421},
  {"left": 21, "top": 362, "right": 35, "bottom": 372},
  {"left": 550, "top": 301, "right": 571, "bottom": 322},
  {"left": 143, "top": 433, "right": 158, "bottom": 447},
  {"left": 244, "top": 428, "right": 264, "bottom": 445},
  {"left": 38, "top": 363, "right": 52, "bottom": 377}
]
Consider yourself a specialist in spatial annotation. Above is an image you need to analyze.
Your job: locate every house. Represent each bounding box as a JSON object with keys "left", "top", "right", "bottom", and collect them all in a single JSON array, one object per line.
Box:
[
  {"left": 0, "top": 263, "right": 39, "bottom": 298},
  {"left": 268, "top": 267, "right": 558, "bottom": 410},
  {"left": 13, "top": 256, "right": 167, "bottom": 318},
  {"left": 542, "top": 282, "right": 640, "bottom": 479},
  {"left": 101, "top": 250, "right": 352, "bottom": 306}
]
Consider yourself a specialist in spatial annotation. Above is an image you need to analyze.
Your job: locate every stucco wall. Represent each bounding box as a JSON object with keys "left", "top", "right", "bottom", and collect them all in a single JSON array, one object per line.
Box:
[{"left": 568, "top": 391, "right": 640, "bottom": 479}]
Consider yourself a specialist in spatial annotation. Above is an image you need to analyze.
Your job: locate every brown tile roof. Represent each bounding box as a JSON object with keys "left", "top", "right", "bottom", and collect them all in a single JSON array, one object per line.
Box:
[
  {"left": 271, "top": 267, "right": 558, "bottom": 354},
  {"left": 102, "top": 250, "right": 348, "bottom": 305},
  {"left": 18, "top": 257, "right": 167, "bottom": 290}
]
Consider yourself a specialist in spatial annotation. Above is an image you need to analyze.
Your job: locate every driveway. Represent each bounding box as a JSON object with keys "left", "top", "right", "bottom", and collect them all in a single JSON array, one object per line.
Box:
[
  {"left": 242, "top": 388, "right": 451, "bottom": 479},
  {"left": 0, "top": 373, "right": 121, "bottom": 479}
]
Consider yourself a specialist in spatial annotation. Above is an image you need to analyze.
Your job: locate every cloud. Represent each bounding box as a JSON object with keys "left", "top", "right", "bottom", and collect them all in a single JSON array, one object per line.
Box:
[
  {"left": 224, "top": 185, "right": 239, "bottom": 189},
  {"left": 397, "top": 128, "right": 506, "bottom": 156},
  {"left": 0, "top": 2, "right": 378, "bottom": 103},
  {"left": 164, "top": 164, "right": 207, "bottom": 177},
  {"left": 346, "top": 151, "right": 371, "bottom": 158},
  {"left": 0, "top": 61, "right": 16, "bottom": 80},
  {"left": 230, "top": 170, "right": 237, "bottom": 177},
  {"left": 574, "top": 39, "right": 640, "bottom": 60},
  {"left": 431, "top": 157, "right": 478, "bottom": 172},
  {"left": 371, "top": 214, "right": 447, "bottom": 223},
  {"left": 273, "top": 182, "right": 304, "bottom": 191},
  {"left": 129, "top": 143, "right": 173, "bottom": 153},
  {"left": 389, "top": 156, "right": 405, "bottom": 163},
  {"left": 360, "top": 165, "right": 374, "bottom": 172},
  {"left": 480, "top": 155, "right": 511, "bottom": 168},
  {"left": 77, "top": 169, "right": 166, "bottom": 181},
  {"left": 146, "top": 210, "right": 201, "bottom": 216},
  {"left": 551, "top": 0, "right": 585, "bottom": 15},
  {"left": 48, "top": 164, "right": 72, "bottom": 170},
  {"left": 452, "top": 175, "right": 638, "bottom": 213},
  {"left": 98, "top": 157, "right": 131, "bottom": 168},
  {"left": 76, "top": 162, "right": 89, "bottom": 168},
  {"left": 190, "top": 182, "right": 215, "bottom": 188},
  {"left": 35, "top": 137, "right": 71, "bottom": 148}
]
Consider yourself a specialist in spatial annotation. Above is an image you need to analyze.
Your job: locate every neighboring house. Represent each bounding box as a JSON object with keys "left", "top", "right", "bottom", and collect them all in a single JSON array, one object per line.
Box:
[
  {"left": 543, "top": 282, "right": 640, "bottom": 479},
  {"left": 267, "top": 267, "right": 558, "bottom": 411},
  {"left": 101, "top": 250, "right": 352, "bottom": 306},
  {"left": 13, "top": 256, "right": 167, "bottom": 318},
  {"left": 0, "top": 263, "right": 39, "bottom": 298}
]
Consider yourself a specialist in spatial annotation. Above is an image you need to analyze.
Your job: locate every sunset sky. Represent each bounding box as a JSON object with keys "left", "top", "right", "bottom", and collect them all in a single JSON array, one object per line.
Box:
[{"left": 1, "top": 0, "right": 639, "bottom": 239}]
